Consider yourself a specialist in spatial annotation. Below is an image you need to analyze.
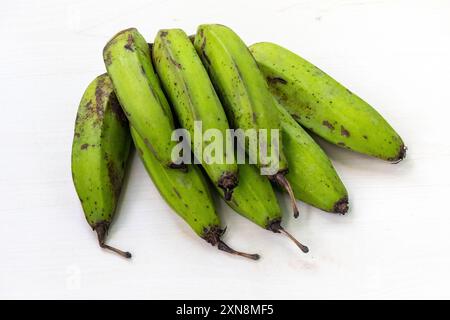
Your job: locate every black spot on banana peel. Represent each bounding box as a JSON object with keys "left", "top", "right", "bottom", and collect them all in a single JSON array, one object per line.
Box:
[
  {"left": 109, "top": 94, "right": 128, "bottom": 126},
  {"left": 107, "top": 159, "right": 122, "bottom": 199},
  {"left": 168, "top": 55, "right": 182, "bottom": 69},
  {"left": 124, "top": 33, "right": 135, "bottom": 51},
  {"left": 322, "top": 120, "right": 334, "bottom": 130},
  {"left": 104, "top": 51, "right": 112, "bottom": 66},
  {"left": 340, "top": 125, "right": 350, "bottom": 137}
]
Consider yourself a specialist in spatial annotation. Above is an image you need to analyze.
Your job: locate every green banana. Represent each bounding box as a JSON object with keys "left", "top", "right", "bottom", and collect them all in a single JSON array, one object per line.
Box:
[
  {"left": 193, "top": 24, "right": 300, "bottom": 218},
  {"left": 216, "top": 164, "right": 308, "bottom": 253},
  {"left": 131, "top": 127, "right": 259, "bottom": 260},
  {"left": 152, "top": 29, "right": 238, "bottom": 200},
  {"left": 71, "top": 74, "right": 132, "bottom": 258},
  {"left": 275, "top": 99, "right": 349, "bottom": 213},
  {"left": 103, "top": 28, "right": 183, "bottom": 169},
  {"left": 250, "top": 42, "right": 406, "bottom": 162}
]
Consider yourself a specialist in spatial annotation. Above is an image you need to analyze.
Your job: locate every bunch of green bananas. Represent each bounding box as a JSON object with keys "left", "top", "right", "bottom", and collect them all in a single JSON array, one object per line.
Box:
[{"left": 71, "top": 25, "right": 405, "bottom": 260}]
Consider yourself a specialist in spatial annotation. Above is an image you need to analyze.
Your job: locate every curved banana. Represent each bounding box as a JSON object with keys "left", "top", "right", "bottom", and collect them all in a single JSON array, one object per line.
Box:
[
  {"left": 152, "top": 29, "right": 238, "bottom": 200},
  {"left": 215, "top": 164, "right": 308, "bottom": 253},
  {"left": 250, "top": 42, "right": 406, "bottom": 162},
  {"left": 71, "top": 74, "right": 132, "bottom": 258},
  {"left": 275, "top": 100, "right": 349, "bottom": 213},
  {"left": 131, "top": 127, "right": 259, "bottom": 260},
  {"left": 193, "top": 24, "right": 300, "bottom": 218},
  {"left": 103, "top": 28, "right": 183, "bottom": 169}
]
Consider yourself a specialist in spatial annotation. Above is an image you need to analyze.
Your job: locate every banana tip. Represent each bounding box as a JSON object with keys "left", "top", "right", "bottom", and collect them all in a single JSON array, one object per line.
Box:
[
  {"left": 391, "top": 144, "right": 407, "bottom": 164},
  {"left": 218, "top": 172, "right": 238, "bottom": 201},
  {"left": 248, "top": 253, "right": 261, "bottom": 261},
  {"left": 333, "top": 196, "right": 349, "bottom": 214},
  {"left": 398, "top": 145, "right": 408, "bottom": 162}
]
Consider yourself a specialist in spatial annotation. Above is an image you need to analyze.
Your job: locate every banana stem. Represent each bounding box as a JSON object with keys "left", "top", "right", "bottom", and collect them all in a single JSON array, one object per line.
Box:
[
  {"left": 278, "top": 226, "right": 309, "bottom": 254},
  {"left": 217, "top": 241, "right": 260, "bottom": 260},
  {"left": 99, "top": 242, "right": 132, "bottom": 259},
  {"left": 204, "top": 226, "right": 259, "bottom": 260},
  {"left": 273, "top": 172, "right": 300, "bottom": 218},
  {"left": 95, "top": 222, "right": 132, "bottom": 259},
  {"left": 268, "top": 220, "right": 308, "bottom": 253}
]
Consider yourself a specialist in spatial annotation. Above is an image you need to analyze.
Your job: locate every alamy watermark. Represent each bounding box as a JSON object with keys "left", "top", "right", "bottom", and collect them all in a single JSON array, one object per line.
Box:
[{"left": 170, "top": 121, "right": 280, "bottom": 176}]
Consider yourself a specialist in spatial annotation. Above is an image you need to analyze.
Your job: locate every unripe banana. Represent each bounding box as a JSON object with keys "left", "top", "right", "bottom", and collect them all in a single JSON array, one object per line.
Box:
[
  {"left": 152, "top": 29, "right": 238, "bottom": 200},
  {"left": 194, "top": 24, "right": 300, "bottom": 218},
  {"left": 103, "top": 28, "right": 183, "bottom": 169},
  {"left": 250, "top": 42, "right": 406, "bottom": 162},
  {"left": 275, "top": 100, "right": 349, "bottom": 213},
  {"left": 131, "top": 127, "right": 259, "bottom": 260},
  {"left": 215, "top": 164, "right": 308, "bottom": 253},
  {"left": 71, "top": 74, "right": 132, "bottom": 258}
]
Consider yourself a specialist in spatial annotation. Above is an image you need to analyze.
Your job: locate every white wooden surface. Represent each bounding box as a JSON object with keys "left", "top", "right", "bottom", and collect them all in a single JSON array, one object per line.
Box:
[{"left": 1, "top": 0, "right": 449, "bottom": 299}]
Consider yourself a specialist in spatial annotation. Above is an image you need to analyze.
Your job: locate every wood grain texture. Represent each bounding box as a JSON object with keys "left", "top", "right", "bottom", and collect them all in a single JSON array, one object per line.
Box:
[{"left": 0, "top": 0, "right": 449, "bottom": 299}]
